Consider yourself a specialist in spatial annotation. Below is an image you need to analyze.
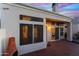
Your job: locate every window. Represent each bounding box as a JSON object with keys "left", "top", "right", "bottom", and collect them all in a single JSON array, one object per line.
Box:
[
  {"left": 20, "top": 15, "right": 44, "bottom": 45},
  {"left": 20, "top": 24, "right": 43, "bottom": 45},
  {"left": 60, "top": 28, "right": 64, "bottom": 36},
  {"left": 20, "top": 15, "right": 31, "bottom": 21},
  {"left": 20, "top": 24, "right": 33, "bottom": 45},
  {"left": 34, "top": 25, "right": 43, "bottom": 43},
  {"left": 20, "top": 15, "right": 43, "bottom": 22}
]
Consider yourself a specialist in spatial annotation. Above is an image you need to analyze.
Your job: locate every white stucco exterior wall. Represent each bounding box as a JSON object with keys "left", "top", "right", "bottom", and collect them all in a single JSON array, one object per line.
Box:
[{"left": 0, "top": 4, "right": 47, "bottom": 55}]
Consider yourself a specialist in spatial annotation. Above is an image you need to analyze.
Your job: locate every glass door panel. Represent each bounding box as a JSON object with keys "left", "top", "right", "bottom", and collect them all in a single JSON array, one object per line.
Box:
[
  {"left": 60, "top": 27, "right": 64, "bottom": 39},
  {"left": 34, "top": 25, "right": 43, "bottom": 43},
  {"left": 20, "top": 24, "right": 33, "bottom": 45}
]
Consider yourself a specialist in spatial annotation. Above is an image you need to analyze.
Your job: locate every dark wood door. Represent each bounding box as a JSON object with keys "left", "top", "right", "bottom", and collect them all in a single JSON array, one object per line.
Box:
[{"left": 55, "top": 27, "right": 59, "bottom": 39}]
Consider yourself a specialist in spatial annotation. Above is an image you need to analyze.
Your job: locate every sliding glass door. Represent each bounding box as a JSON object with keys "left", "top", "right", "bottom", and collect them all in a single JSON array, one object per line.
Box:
[
  {"left": 20, "top": 24, "right": 33, "bottom": 45},
  {"left": 34, "top": 25, "right": 43, "bottom": 43}
]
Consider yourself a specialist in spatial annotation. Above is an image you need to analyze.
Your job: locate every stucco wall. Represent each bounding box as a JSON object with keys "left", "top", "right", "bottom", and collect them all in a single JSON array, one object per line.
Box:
[{"left": 1, "top": 4, "right": 47, "bottom": 55}]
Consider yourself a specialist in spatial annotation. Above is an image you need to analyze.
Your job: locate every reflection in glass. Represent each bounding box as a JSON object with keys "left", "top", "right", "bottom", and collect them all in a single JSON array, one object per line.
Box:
[
  {"left": 34, "top": 25, "right": 43, "bottom": 43},
  {"left": 22, "top": 26, "right": 28, "bottom": 39},
  {"left": 20, "top": 15, "right": 43, "bottom": 22},
  {"left": 60, "top": 28, "right": 64, "bottom": 36},
  {"left": 20, "top": 24, "right": 33, "bottom": 45},
  {"left": 20, "top": 15, "right": 31, "bottom": 21}
]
